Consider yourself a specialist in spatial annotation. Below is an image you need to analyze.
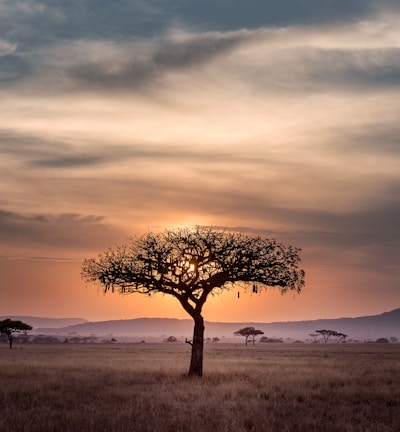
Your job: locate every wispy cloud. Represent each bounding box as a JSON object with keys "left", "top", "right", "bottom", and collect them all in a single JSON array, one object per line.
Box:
[{"left": 0, "top": 209, "right": 126, "bottom": 252}]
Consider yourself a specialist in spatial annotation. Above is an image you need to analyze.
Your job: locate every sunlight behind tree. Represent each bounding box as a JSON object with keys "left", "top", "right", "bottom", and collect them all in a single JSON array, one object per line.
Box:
[{"left": 82, "top": 226, "right": 305, "bottom": 377}]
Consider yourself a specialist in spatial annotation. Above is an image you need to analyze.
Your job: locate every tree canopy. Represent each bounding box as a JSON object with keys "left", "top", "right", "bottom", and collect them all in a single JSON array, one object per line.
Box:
[
  {"left": 234, "top": 327, "right": 265, "bottom": 346},
  {"left": 82, "top": 226, "right": 305, "bottom": 376},
  {"left": 0, "top": 319, "right": 32, "bottom": 349},
  {"left": 315, "top": 329, "right": 347, "bottom": 344}
]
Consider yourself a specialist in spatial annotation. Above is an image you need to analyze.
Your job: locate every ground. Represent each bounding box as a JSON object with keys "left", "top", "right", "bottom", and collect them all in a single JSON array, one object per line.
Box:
[{"left": 0, "top": 343, "right": 399, "bottom": 431}]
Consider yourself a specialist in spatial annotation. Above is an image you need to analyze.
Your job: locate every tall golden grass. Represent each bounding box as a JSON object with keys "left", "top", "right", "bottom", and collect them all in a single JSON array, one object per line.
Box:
[{"left": 0, "top": 343, "right": 399, "bottom": 431}]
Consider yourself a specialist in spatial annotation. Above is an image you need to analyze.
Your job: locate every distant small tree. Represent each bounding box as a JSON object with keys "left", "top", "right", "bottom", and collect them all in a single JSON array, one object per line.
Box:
[
  {"left": 309, "top": 333, "right": 319, "bottom": 343},
  {"left": 234, "top": 327, "right": 264, "bottom": 346},
  {"left": 0, "top": 319, "right": 32, "bottom": 349},
  {"left": 389, "top": 337, "right": 398, "bottom": 343},
  {"left": 259, "top": 336, "right": 283, "bottom": 343},
  {"left": 165, "top": 336, "right": 178, "bottom": 343},
  {"left": 335, "top": 332, "right": 348, "bottom": 343},
  {"left": 212, "top": 337, "right": 220, "bottom": 343},
  {"left": 376, "top": 337, "right": 389, "bottom": 344},
  {"left": 315, "top": 329, "right": 339, "bottom": 344}
]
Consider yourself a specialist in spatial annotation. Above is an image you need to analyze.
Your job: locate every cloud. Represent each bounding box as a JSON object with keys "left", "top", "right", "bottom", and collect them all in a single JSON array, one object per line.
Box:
[
  {"left": 0, "top": 39, "right": 16, "bottom": 55},
  {"left": 1, "top": 0, "right": 399, "bottom": 95},
  {"left": 2, "top": 0, "right": 399, "bottom": 51},
  {"left": 297, "top": 48, "right": 400, "bottom": 91},
  {"left": 0, "top": 130, "right": 108, "bottom": 169},
  {"left": 0, "top": 209, "right": 127, "bottom": 253},
  {"left": 212, "top": 199, "right": 400, "bottom": 271},
  {"left": 4, "top": 12, "right": 400, "bottom": 101},
  {"left": 22, "top": 30, "right": 250, "bottom": 95},
  {"left": 0, "top": 0, "right": 167, "bottom": 52},
  {"left": 171, "top": 0, "right": 400, "bottom": 29},
  {"left": 0, "top": 128, "right": 248, "bottom": 172},
  {"left": 329, "top": 123, "right": 400, "bottom": 156},
  {"left": 0, "top": 55, "right": 31, "bottom": 83}
]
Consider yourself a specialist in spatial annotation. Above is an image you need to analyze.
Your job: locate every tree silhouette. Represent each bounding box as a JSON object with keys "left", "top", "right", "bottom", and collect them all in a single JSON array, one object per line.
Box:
[
  {"left": 335, "top": 332, "right": 348, "bottom": 343},
  {"left": 315, "top": 329, "right": 343, "bottom": 344},
  {"left": 0, "top": 319, "right": 32, "bottom": 349},
  {"left": 234, "top": 327, "right": 265, "bottom": 346},
  {"left": 259, "top": 336, "right": 283, "bottom": 343},
  {"left": 82, "top": 226, "right": 305, "bottom": 377}
]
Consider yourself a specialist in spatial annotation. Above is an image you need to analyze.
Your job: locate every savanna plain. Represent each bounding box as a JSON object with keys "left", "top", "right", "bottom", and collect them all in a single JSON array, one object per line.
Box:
[{"left": 1, "top": 343, "right": 399, "bottom": 432}]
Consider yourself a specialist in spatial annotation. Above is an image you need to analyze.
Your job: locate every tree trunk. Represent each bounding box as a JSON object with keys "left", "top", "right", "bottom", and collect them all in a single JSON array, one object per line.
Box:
[
  {"left": 188, "top": 315, "right": 204, "bottom": 377},
  {"left": 8, "top": 335, "right": 13, "bottom": 349}
]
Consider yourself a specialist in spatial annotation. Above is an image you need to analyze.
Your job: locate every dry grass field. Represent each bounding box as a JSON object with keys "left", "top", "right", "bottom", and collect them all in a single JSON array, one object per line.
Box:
[{"left": 0, "top": 343, "right": 399, "bottom": 432}]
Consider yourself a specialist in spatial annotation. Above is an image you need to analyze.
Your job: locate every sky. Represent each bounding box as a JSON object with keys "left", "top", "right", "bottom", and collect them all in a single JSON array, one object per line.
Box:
[{"left": 1, "top": 0, "right": 400, "bottom": 323}]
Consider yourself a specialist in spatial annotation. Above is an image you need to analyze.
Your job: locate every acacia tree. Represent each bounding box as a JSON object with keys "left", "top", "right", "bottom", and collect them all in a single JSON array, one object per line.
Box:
[
  {"left": 0, "top": 319, "right": 32, "bottom": 349},
  {"left": 335, "top": 332, "right": 348, "bottom": 343},
  {"left": 234, "top": 327, "right": 264, "bottom": 346},
  {"left": 316, "top": 329, "right": 339, "bottom": 344},
  {"left": 81, "top": 226, "right": 305, "bottom": 377}
]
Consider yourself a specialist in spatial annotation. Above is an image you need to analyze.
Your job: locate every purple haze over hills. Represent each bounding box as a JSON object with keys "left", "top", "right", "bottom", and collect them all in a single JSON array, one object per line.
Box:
[{"left": 11, "top": 308, "right": 400, "bottom": 342}]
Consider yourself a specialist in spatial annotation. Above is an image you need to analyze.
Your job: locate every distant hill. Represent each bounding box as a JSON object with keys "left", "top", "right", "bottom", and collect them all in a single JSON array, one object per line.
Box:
[
  {"left": 36, "top": 318, "right": 193, "bottom": 340},
  {"left": 0, "top": 316, "right": 88, "bottom": 329},
  {"left": 246, "top": 308, "right": 400, "bottom": 341},
  {"left": 33, "top": 309, "right": 400, "bottom": 342}
]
